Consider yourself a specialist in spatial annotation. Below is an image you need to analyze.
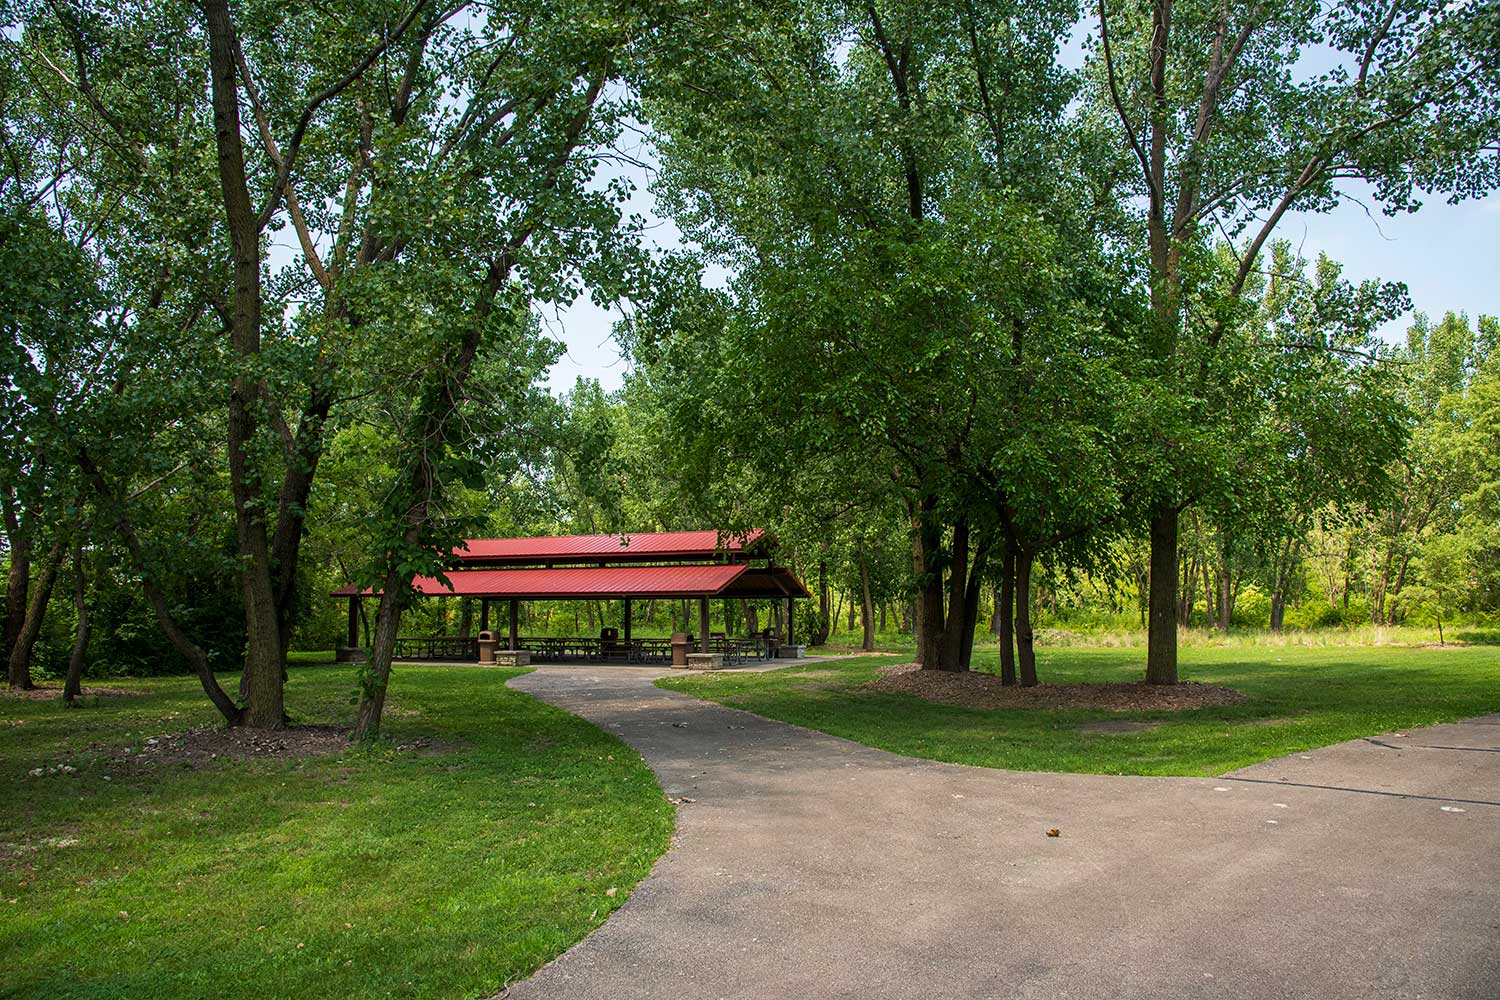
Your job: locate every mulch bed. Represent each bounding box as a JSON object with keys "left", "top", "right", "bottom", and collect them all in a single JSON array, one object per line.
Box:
[
  {"left": 865, "top": 663, "right": 1246, "bottom": 712},
  {"left": 3, "top": 685, "right": 146, "bottom": 702}
]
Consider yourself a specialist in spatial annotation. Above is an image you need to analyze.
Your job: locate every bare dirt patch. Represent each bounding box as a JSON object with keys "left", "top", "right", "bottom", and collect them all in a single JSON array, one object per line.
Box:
[
  {"left": 3, "top": 685, "right": 146, "bottom": 702},
  {"left": 866, "top": 663, "right": 1246, "bottom": 712},
  {"left": 97, "top": 724, "right": 352, "bottom": 771}
]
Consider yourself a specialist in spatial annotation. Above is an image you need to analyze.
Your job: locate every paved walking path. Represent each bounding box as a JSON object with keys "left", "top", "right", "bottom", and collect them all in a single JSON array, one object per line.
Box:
[{"left": 501, "top": 665, "right": 1500, "bottom": 1000}]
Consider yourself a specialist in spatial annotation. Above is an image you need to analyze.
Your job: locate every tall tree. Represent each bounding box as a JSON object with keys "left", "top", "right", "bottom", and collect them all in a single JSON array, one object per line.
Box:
[
  {"left": 644, "top": 0, "right": 1136, "bottom": 671},
  {"left": 350, "top": 0, "right": 654, "bottom": 739},
  {"left": 1090, "top": 0, "right": 1500, "bottom": 681}
]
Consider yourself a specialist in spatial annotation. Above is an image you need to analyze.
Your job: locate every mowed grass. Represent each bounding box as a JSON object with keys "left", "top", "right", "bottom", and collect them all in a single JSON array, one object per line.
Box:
[
  {"left": 658, "top": 643, "right": 1500, "bottom": 776},
  {"left": 0, "top": 663, "right": 673, "bottom": 1000}
]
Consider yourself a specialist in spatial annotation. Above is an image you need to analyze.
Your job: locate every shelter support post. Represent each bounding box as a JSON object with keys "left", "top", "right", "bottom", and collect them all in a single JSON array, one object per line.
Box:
[
  {"left": 786, "top": 597, "right": 795, "bottom": 646},
  {"left": 699, "top": 596, "right": 710, "bottom": 653},
  {"left": 480, "top": 599, "right": 490, "bottom": 633},
  {"left": 508, "top": 599, "right": 519, "bottom": 651},
  {"left": 347, "top": 597, "right": 359, "bottom": 648},
  {"left": 624, "top": 598, "right": 632, "bottom": 643}
]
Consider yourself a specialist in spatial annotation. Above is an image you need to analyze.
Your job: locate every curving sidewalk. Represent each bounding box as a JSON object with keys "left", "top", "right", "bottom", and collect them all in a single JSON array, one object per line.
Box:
[{"left": 500, "top": 665, "right": 1500, "bottom": 1000}]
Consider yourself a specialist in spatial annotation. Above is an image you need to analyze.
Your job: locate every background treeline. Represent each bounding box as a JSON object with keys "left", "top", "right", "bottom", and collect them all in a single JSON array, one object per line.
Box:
[
  {"left": 11, "top": 302, "right": 1498, "bottom": 683},
  {"left": 3, "top": 0, "right": 1499, "bottom": 730}
]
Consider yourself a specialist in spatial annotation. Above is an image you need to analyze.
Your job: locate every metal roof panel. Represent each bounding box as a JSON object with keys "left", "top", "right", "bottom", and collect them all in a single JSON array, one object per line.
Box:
[
  {"left": 332, "top": 563, "right": 753, "bottom": 599},
  {"left": 453, "top": 529, "right": 764, "bottom": 564}
]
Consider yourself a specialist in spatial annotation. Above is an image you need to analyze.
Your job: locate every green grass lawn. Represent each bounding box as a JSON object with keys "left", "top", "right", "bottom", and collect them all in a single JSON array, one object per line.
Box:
[
  {"left": 1, "top": 663, "right": 673, "bottom": 1000},
  {"left": 658, "top": 643, "right": 1500, "bottom": 776}
]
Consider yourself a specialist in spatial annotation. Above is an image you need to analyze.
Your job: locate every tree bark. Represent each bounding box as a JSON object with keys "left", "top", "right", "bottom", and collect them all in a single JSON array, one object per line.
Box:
[
  {"left": 815, "top": 559, "right": 831, "bottom": 645},
  {"left": 1015, "top": 547, "right": 1037, "bottom": 687},
  {"left": 8, "top": 540, "right": 62, "bottom": 689},
  {"left": 1218, "top": 562, "right": 1233, "bottom": 633},
  {"left": 205, "top": 0, "right": 285, "bottom": 728},
  {"left": 63, "top": 543, "right": 89, "bottom": 703},
  {"left": 1, "top": 486, "right": 31, "bottom": 669},
  {"left": 858, "top": 552, "right": 875, "bottom": 652},
  {"left": 353, "top": 586, "right": 402, "bottom": 738},
  {"left": 998, "top": 541, "right": 1017, "bottom": 686},
  {"left": 912, "top": 497, "right": 947, "bottom": 669},
  {"left": 1202, "top": 558, "right": 1216, "bottom": 628},
  {"left": 957, "top": 538, "right": 989, "bottom": 670},
  {"left": 1146, "top": 504, "right": 1179, "bottom": 685},
  {"left": 939, "top": 518, "right": 970, "bottom": 671},
  {"left": 1372, "top": 548, "right": 1394, "bottom": 625},
  {"left": 742, "top": 599, "right": 758, "bottom": 635}
]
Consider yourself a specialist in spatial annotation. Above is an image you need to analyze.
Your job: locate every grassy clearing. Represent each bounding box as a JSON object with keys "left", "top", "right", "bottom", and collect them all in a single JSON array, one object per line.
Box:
[
  {"left": 659, "top": 643, "right": 1500, "bottom": 776},
  {"left": 1, "top": 662, "right": 672, "bottom": 1000}
]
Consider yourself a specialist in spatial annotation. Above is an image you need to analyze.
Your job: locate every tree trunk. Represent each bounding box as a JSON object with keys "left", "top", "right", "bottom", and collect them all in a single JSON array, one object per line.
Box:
[
  {"left": 1177, "top": 550, "right": 1196, "bottom": 626},
  {"left": 816, "top": 559, "right": 831, "bottom": 645},
  {"left": 8, "top": 540, "right": 62, "bottom": 689},
  {"left": 1341, "top": 536, "right": 1354, "bottom": 610},
  {"left": 2, "top": 493, "right": 30, "bottom": 668},
  {"left": 1389, "top": 554, "right": 1413, "bottom": 617},
  {"left": 957, "top": 539, "right": 989, "bottom": 670},
  {"left": 912, "top": 498, "right": 947, "bottom": 669},
  {"left": 742, "top": 599, "right": 758, "bottom": 635},
  {"left": 1202, "top": 558, "right": 1216, "bottom": 628},
  {"left": 353, "top": 585, "right": 402, "bottom": 740},
  {"left": 858, "top": 552, "right": 875, "bottom": 652},
  {"left": 458, "top": 597, "right": 473, "bottom": 638},
  {"left": 998, "top": 541, "right": 1017, "bottom": 686},
  {"left": 1015, "top": 547, "right": 1037, "bottom": 687},
  {"left": 1217, "top": 560, "right": 1232, "bottom": 634},
  {"left": 63, "top": 543, "right": 88, "bottom": 703},
  {"left": 938, "top": 519, "right": 970, "bottom": 672},
  {"left": 1145, "top": 504, "right": 1179, "bottom": 685},
  {"left": 206, "top": 0, "right": 285, "bottom": 729}
]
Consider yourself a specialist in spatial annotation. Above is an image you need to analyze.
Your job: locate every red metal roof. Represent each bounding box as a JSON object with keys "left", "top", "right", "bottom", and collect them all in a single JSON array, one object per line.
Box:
[
  {"left": 332, "top": 563, "right": 755, "bottom": 600},
  {"left": 453, "top": 529, "right": 765, "bottom": 565}
]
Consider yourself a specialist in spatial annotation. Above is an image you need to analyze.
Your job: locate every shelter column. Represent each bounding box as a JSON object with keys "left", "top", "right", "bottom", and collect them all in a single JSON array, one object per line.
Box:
[
  {"left": 786, "top": 597, "right": 795, "bottom": 646},
  {"left": 623, "top": 599, "right": 632, "bottom": 643},
  {"left": 480, "top": 599, "right": 490, "bottom": 633},
  {"left": 699, "top": 596, "right": 710, "bottom": 653},
  {"left": 347, "top": 597, "right": 359, "bottom": 648},
  {"left": 508, "top": 599, "right": 519, "bottom": 651}
]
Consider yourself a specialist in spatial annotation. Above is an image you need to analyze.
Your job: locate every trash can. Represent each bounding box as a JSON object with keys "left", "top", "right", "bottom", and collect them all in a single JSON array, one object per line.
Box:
[
  {"left": 670, "top": 632, "right": 690, "bottom": 668},
  {"left": 600, "top": 626, "right": 620, "bottom": 658},
  {"left": 477, "top": 630, "right": 498, "bottom": 665}
]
